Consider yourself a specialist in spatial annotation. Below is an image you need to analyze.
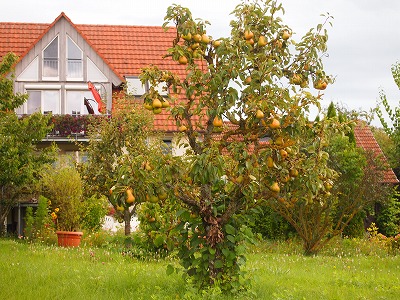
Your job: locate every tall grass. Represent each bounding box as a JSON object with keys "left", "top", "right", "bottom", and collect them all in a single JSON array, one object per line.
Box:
[{"left": 1, "top": 238, "right": 400, "bottom": 299}]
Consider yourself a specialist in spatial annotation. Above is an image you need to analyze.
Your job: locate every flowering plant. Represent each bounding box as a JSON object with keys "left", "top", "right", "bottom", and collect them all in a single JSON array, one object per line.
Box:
[{"left": 49, "top": 114, "right": 107, "bottom": 137}]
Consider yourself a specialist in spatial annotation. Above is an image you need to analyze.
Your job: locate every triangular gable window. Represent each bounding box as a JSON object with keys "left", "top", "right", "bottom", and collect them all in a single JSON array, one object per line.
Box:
[
  {"left": 43, "top": 36, "right": 59, "bottom": 79},
  {"left": 67, "top": 36, "right": 83, "bottom": 80},
  {"left": 87, "top": 58, "right": 107, "bottom": 82},
  {"left": 18, "top": 56, "right": 39, "bottom": 81}
]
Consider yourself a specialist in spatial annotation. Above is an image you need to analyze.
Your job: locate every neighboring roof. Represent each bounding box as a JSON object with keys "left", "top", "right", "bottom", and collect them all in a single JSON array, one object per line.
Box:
[{"left": 354, "top": 122, "right": 399, "bottom": 184}]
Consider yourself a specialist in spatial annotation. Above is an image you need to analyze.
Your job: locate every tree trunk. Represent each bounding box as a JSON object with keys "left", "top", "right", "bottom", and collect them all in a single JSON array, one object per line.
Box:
[
  {"left": 0, "top": 203, "right": 10, "bottom": 236},
  {"left": 124, "top": 210, "right": 131, "bottom": 236}
]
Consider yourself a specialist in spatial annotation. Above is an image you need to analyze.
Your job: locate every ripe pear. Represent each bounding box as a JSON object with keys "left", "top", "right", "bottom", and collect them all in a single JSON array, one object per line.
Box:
[
  {"left": 213, "top": 116, "right": 223, "bottom": 127},
  {"left": 201, "top": 34, "right": 210, "bottom": 44},
  {"left": 178, "top": 125, "right": 187, "bottom": 132},
  {"left": 126, "top": 188, "right": 135, "bottom": 204},
  {"left": 258, "top": 35, "right": 267, "bottom": 47},
  {"left": 280, "top": 149, "right": 288, "bottom": 159},
  {"left": 193, "top": 34, "right": 202, "bottom": 42},
  {"left": 267, "top": 156, "right": 274, "bottom": 168},
  {"left": 153, "top": 107, "right": 162, "bottom": 114},
  {"left": 256, "top": 109, "right": 265, "bottom": 119},
  {"left": 152, "top": 98, "right": 162, "bottom": 109},
  {"left": 162, "top": 100, "right": 170, "bottom": 108},
  {"left": 270, "top": 118, "right": 281, "bottom": 129},
  {"left": 270, "top": 182, "right": 280, "bottom": 193},
  {"left": 282, "top": 30, "right": 291, "bottom": 40},
  {"left": 178, "top": 56, "right": 188, "bottom": 65}
]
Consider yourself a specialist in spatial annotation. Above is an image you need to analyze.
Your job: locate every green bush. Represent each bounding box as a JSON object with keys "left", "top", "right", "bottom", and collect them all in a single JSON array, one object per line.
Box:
[
  {"left": 23, "top": 195, "right": 57, "bottom": 244},
  {"left": 41, "top": 166, "right": 83, "bottom": 231},
  {"left": 249, "top": 205, "right": 296, "bottom": 240},
  {"left": 342, "top": 210, "right": 366, "bottom": 238},
  {"left": 376, "top": 191, "right": 400, "bottom": 237},
  {"left": 80, "top": 194, "right": 109, "bottom": 232}
]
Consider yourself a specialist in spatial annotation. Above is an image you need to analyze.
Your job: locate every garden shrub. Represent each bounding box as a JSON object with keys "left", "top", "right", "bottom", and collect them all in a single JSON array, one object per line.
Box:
[
  {"left": 80, "top": 194, "right": 109, "bottom": 232},
  {"left": 23, "top": 195, "right": 56, "bottom": 244},
  {"left": 342, "top": 210, "right": 366, "bottom": 238},
  {"left": 376, "top": 191, "right": 400, "bottom": 237},
  {"left": 249, "top": 205, "right": 296, "bottom": 240}
]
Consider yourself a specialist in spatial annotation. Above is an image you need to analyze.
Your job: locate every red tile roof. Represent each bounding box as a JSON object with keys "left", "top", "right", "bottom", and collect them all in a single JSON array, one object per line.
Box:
[
  {"left": 354, "top": 122, "right": 398, "bottom": 184},
  {"left": 0, "top": 22, "right": 48, "bottom": 58}
]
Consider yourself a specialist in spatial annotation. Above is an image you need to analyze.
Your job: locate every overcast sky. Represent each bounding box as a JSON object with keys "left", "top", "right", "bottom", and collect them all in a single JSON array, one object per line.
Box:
[{"left": 2, "top": 0, "right": 400, "bottom": 126}]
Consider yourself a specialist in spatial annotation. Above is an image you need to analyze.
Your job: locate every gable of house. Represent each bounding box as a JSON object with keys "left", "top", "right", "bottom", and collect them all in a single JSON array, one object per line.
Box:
[{"left": 0, "top": 12, "right": 187, "bottom": 132}]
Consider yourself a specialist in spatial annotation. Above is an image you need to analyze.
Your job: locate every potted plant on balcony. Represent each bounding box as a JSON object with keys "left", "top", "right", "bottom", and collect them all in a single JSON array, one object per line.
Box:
[{"left": 41, "top": 165, "right": 84, "bottom": 247}]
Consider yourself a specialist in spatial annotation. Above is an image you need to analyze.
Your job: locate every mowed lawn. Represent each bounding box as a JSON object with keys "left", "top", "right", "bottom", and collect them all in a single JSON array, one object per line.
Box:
[{"left": 1, "top": 239, "right": 400, "bottom": 300}]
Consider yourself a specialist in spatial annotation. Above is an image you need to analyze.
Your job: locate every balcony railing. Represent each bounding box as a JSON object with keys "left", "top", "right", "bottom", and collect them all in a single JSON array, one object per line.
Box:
[{"left": 47, "top": 114, "right": 109, "bottom": 138}]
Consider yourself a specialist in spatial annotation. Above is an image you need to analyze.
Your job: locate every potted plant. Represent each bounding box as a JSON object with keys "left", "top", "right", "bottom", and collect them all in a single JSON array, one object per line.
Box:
[{"left": 41, "top": 165, "right": 84, "bottom": 247}]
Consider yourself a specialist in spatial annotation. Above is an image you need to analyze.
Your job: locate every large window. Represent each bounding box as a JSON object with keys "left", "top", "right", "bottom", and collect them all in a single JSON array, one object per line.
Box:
[
  {"left": 26, "top": 90, "right": 60, "bottom": 114},
  {"left": 43, "top": 37, "right": 59, "bottom": 79},
  {"left": 66, "top": 90, "right": 93, "bottom": 115},
  {"left": 27, "top": 91, "right": 41, "bottom": 114},
  {"left": 67, "top": 37, "right": 83, "bottom": 80}
]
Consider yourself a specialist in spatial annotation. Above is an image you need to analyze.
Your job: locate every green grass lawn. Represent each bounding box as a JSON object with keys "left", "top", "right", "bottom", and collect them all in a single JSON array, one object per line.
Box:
[{"left": 1, "top": 238, "right": 400, "bottom": 299}]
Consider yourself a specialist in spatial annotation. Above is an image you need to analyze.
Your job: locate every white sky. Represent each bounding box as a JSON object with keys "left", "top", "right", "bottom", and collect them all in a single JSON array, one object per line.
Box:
[{"left": 2, "top": 0, "right": 400, "bottom": 126}]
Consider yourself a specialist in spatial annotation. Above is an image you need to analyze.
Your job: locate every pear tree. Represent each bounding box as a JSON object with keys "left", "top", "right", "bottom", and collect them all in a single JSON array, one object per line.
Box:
[
  {"left": 140, "top": 0, "right": 337, "bottom": 291},
  {"left": 81, "top": 101, "right": 170, "bottom": 236}
]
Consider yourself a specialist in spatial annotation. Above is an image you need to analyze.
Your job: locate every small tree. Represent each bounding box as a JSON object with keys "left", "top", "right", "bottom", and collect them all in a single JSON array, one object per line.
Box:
[
  {"left": 376, "top": 61, "right": 400, "bottom": 177},
  {"left": 0, "top": 53, "right": 55, "bottom": 235},
  {"left": 269, "top": 105, "right": 393, "bottom": 255},
  {"left": 140, "top": 0, "right": 336, "bottom": 291},
  {"left": 81, "top": 101, "right": 169, "bottom": 236},
  {"left": 41, "top": 165, "right": 84, "bottom": 232}
]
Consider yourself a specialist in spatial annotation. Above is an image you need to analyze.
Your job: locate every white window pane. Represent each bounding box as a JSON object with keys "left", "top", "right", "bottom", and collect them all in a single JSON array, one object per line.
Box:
[
  {"left": 87, "top": 58, "right": 107, "bottom": 82},
  {"left": 68, "top": 61, "right": 82, "bottom": 78},
  {"left": 67, "top": 37, "right": 83, "bottom": 79},
  {"left": 43, "top": 90, "right": 60, "bottom": 114},
  {"left": 67, "top": 37, "right": 82, "bottom": 60},
  {"left": 43, "top": 60, "right": 58, "bottom": 77},
  {"left": 43, "top": 37, "right": 58, "bottom": 78},
  {"left": 44, "top": 37, "right": 58, "bottom": 58},
  {"left": 27, "top": 91, "right": 41, "bottom": 114},
  {"left": 156, "top": 82, "right": 168, "bottom": 96},
  {"left": 126, "top": 78, "right": 146, "bottom": 96},
  {"left": 66, "top": 90, "right": 93, "bottom": 115}
]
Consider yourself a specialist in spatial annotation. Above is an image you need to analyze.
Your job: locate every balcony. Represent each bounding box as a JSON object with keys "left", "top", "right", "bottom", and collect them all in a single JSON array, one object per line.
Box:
[{"left": 47, "top": 114, "right": 109, "bottom": 139}]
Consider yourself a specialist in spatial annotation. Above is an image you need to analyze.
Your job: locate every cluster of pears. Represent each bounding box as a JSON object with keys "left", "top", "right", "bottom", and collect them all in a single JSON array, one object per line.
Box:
[
  {"left": 144, "top": 97, "right": 170, "bottom": 115},
  {"left": 243, "top": 28, "right": 290, "bottom": 48},
  {"left": 290, "top": 70, "right": 328, "bottom": 90},
  {"left": 178, "top": 30, "right": 221, "bottom": 64}
]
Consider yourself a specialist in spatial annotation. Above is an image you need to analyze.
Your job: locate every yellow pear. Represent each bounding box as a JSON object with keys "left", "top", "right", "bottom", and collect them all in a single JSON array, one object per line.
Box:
[
  {"left": 256, "top": 109, "right": 264, "bottom": 119},
  {"left": 126, "top": 188, "right": 135, "bottom": 204},
  {"left": 270, "top": 182, "right": 280, "bottom": 193},
  {"left": 257, "top": 35, "right": 267, "bottom": 47},
  {"left": 267, "top": 156, "right": 274, "bottom": 168},
  {"left": 152, "top": 98, "right": 162, "bottom": 109},
  {"left": 213, "top": 116, "right": 223, "bottom": 127},
  {"left": 270, "top": 118, "right": 281, "bottom": 129}
]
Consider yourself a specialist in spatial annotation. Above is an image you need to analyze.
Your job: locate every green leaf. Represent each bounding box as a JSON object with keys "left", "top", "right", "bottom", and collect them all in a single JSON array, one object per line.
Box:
[
  {"left": 214, "top": 260, "right": 223, "bottom": 269},
  {"left": 166, "top": 264, "right": 174, "bottom": 276},
  {"left": 225, "top": 224, "right": 236, "bottom": 235},
  {"left": 227, "top": 235, "right": 235, "bottom": 243}
]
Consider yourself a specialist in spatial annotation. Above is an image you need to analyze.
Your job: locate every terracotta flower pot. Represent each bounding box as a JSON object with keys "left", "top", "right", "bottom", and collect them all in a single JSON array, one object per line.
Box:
[{"left": 56, "top": 231, "right": 83, "bottom": 247}]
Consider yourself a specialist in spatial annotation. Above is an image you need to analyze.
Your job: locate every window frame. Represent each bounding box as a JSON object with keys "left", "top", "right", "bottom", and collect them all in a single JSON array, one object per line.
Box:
[
  {"left": 66, "top": 36, "right": 83, "bottom": 81},
  {"left": 42, "top": 36, "right": 59, "bottom": 81},
  {"left": 25, "top": 89, "right": 61, "bottom": 115}
]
